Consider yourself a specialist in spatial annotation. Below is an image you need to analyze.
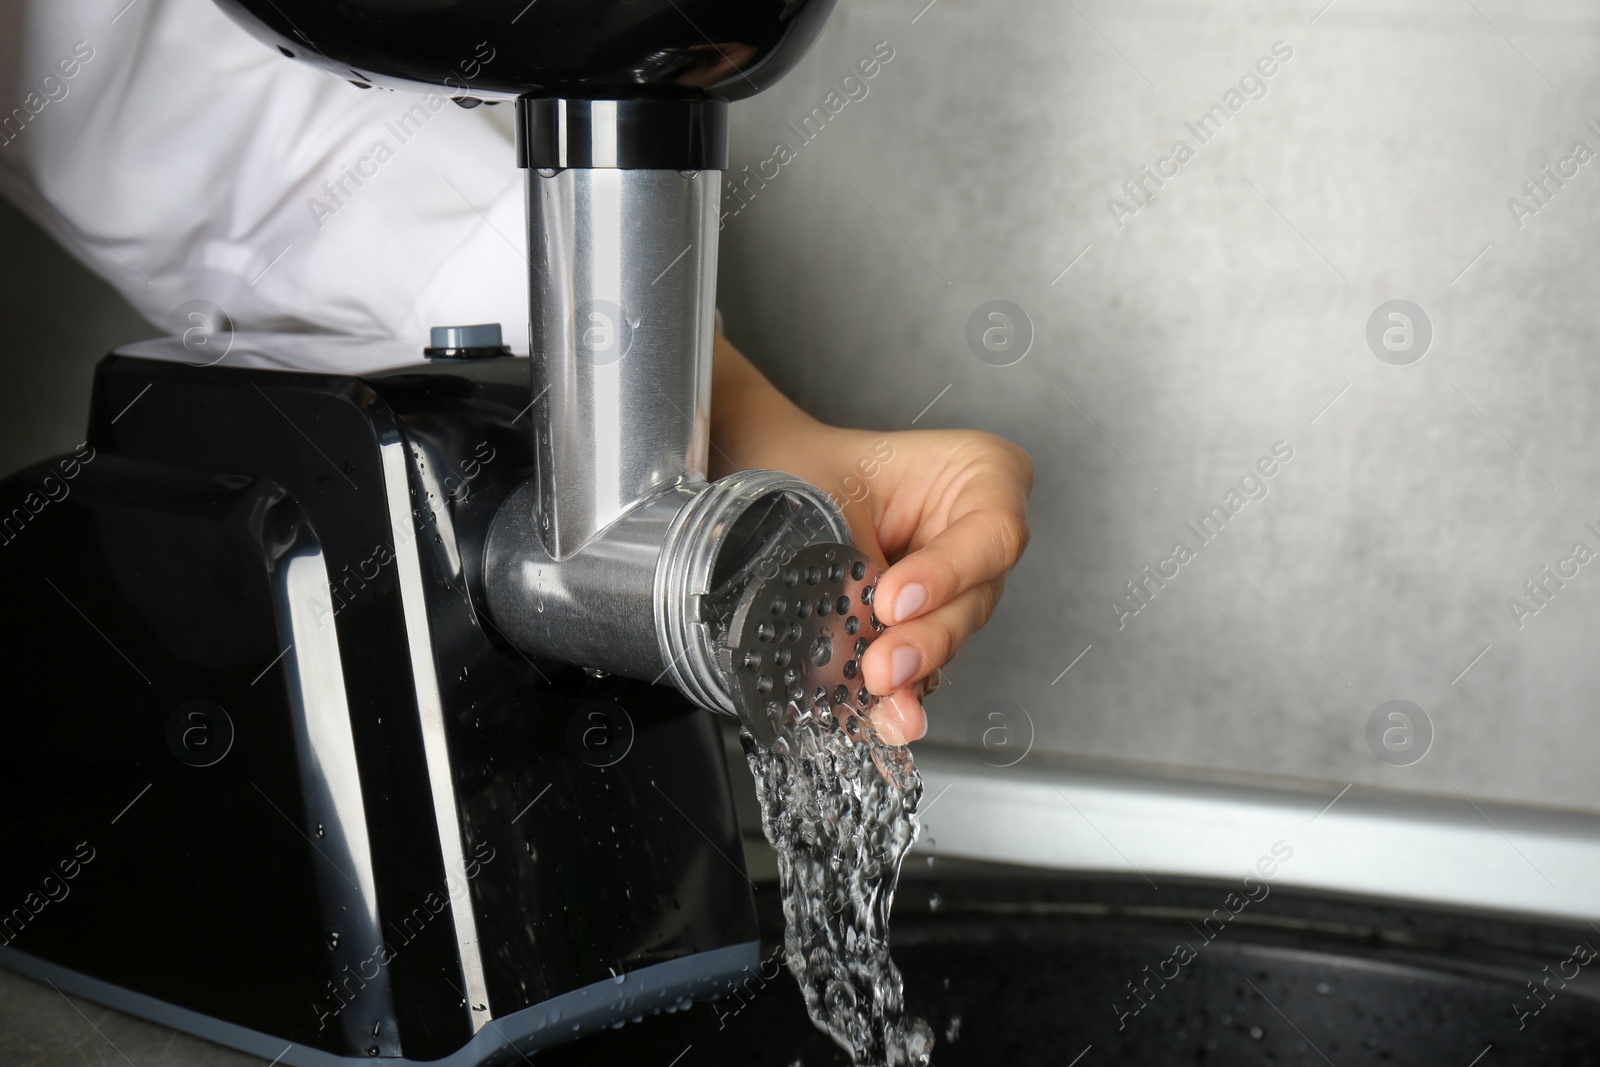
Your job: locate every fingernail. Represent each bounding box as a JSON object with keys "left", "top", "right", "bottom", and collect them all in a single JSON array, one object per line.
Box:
[
  {"left": 887, "top": 690, "right": 928, "bottom": 742},
  {"left": 890, "top": 645, "right": 920, "bottom": 690},
  {"left": 872, "top": 710, "right": 908, "bottom": 747},
  {"left": 893, "top": 582, "right": 928, "bottom": 623}
]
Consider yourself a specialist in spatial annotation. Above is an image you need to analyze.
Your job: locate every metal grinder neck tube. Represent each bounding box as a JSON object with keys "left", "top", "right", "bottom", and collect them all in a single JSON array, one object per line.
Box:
[
  {"left": 519, "top": 97, "right": 728, "bottom": 558},
  {"left": 525, "top": 167, "right": 716, "bottom": 557},
  {"left": 487, "top": 98, "right": 855, "bottom": 730}
]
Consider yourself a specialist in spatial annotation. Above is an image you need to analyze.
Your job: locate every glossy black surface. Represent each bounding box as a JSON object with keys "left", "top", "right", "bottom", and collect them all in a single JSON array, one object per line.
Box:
[
  {"left": 212, "top": 0, "right": 838, "bottom": 102},
  {"left": 0, "top": 354, "right": 757, "bottom": 1061},
  {"left": 543, "top": 870, "right": 1600, "bottom": 1065},
  {"left": 370, "top": 359, "right": 759, "bottom": 1002}
]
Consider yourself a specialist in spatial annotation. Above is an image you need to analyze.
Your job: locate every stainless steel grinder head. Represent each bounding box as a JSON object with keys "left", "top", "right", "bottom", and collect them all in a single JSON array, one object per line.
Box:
[{"left": 724, "top": 542, "right": 885, "bottom": 748}]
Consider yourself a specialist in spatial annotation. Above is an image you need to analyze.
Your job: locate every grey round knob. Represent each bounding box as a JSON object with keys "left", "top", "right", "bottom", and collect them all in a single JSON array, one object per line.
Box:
[{"left": 425, "top": 323, "right": 512, "bottom": 360}]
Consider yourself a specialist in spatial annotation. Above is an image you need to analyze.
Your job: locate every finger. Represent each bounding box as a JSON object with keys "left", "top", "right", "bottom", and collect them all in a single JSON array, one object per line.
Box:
[
  {"left": 870, "top": 687, "right": 926, "bottom": 746},
  {"left": 861, "top": 581, "right": 1002, "bottom": 695},
  {"left": 876, "top": 479, "right": 1029, "bottom": 627},
  {"left": 845, "top": 507, "right": 890, "bottom": 577}
]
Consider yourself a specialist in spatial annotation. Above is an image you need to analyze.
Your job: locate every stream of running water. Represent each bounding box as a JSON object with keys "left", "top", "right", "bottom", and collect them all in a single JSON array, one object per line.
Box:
[{"left": 742, "top": 703, "right": 934, "bottom": 1067}]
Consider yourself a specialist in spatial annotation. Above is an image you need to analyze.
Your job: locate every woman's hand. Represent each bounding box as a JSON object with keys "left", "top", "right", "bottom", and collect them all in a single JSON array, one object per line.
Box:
[{"left": 710, "top": 333, "right": 1033, "bottom": 745}]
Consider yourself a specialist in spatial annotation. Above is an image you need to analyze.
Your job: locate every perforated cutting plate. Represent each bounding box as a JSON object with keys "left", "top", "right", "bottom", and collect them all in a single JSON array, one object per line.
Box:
[{"left": 725, "top": 542, "right": 884, "bottom": 748}]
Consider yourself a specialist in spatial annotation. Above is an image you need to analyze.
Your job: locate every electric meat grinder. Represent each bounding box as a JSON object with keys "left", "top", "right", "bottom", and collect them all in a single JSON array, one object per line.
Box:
[{"left": 0, "top": 1, "right": 883, "bottom": 1063}]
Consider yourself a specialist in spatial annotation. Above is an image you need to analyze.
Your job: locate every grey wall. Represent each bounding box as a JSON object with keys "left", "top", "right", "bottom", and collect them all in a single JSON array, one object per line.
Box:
[{"left": 718, "top": 0, "right": 1600, "bottom": 812}]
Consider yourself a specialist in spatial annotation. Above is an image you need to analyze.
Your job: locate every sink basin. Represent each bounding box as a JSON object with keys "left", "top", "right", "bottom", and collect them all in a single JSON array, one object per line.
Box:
[
  {"left": 4, "top": 861, "right": 1596, "bottom": 1065},
  {"left": 534, "top": 863, "right": 1600, "bottom": 1065}
]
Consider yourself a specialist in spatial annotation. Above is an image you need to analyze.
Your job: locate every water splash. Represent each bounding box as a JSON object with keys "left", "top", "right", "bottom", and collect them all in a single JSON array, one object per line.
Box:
[{"left": 742, "top": 701, "right": 934, "bottom": 1067}]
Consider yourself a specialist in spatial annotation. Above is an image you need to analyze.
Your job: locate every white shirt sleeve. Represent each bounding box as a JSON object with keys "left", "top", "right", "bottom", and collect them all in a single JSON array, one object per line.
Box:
[{"left": 0, "top": 0, "right": 529, "bottom": 350}]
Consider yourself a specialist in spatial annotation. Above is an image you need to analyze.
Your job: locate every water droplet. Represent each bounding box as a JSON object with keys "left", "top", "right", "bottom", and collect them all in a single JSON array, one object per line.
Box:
[
  {"left": 824, "top": 979, "right": 857, "bottom": 1015},
  {"left": 1250, "top": 1025, "right": 1265, "bottom": 1040},
  {"left": 316, "top": 823, "right": 325, "bottom": 838},
  {"left": 1315, "top": 982, "right": 1332, "bottom": 995},
  {"left": 327, "top": 930, "right": 340, "bottom": 949},
  {"left": 944, "top": 1013, "right": 961, "bottom": 1042}
]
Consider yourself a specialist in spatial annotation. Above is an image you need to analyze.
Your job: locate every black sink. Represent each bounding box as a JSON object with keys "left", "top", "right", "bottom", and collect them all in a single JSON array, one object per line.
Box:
[{"left": 535, "top": 863, "right": 1600, "bottom": 1065}]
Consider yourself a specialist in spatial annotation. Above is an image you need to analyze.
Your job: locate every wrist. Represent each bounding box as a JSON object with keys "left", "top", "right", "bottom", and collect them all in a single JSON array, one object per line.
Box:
[{"left": 709, "top": 331, "right": 825, "bottom": 475}]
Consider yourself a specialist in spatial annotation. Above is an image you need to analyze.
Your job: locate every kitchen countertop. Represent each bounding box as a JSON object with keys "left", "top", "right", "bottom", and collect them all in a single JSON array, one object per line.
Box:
[{"left": 0, "top": 966, "right": 259, "bottom": 1067}]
